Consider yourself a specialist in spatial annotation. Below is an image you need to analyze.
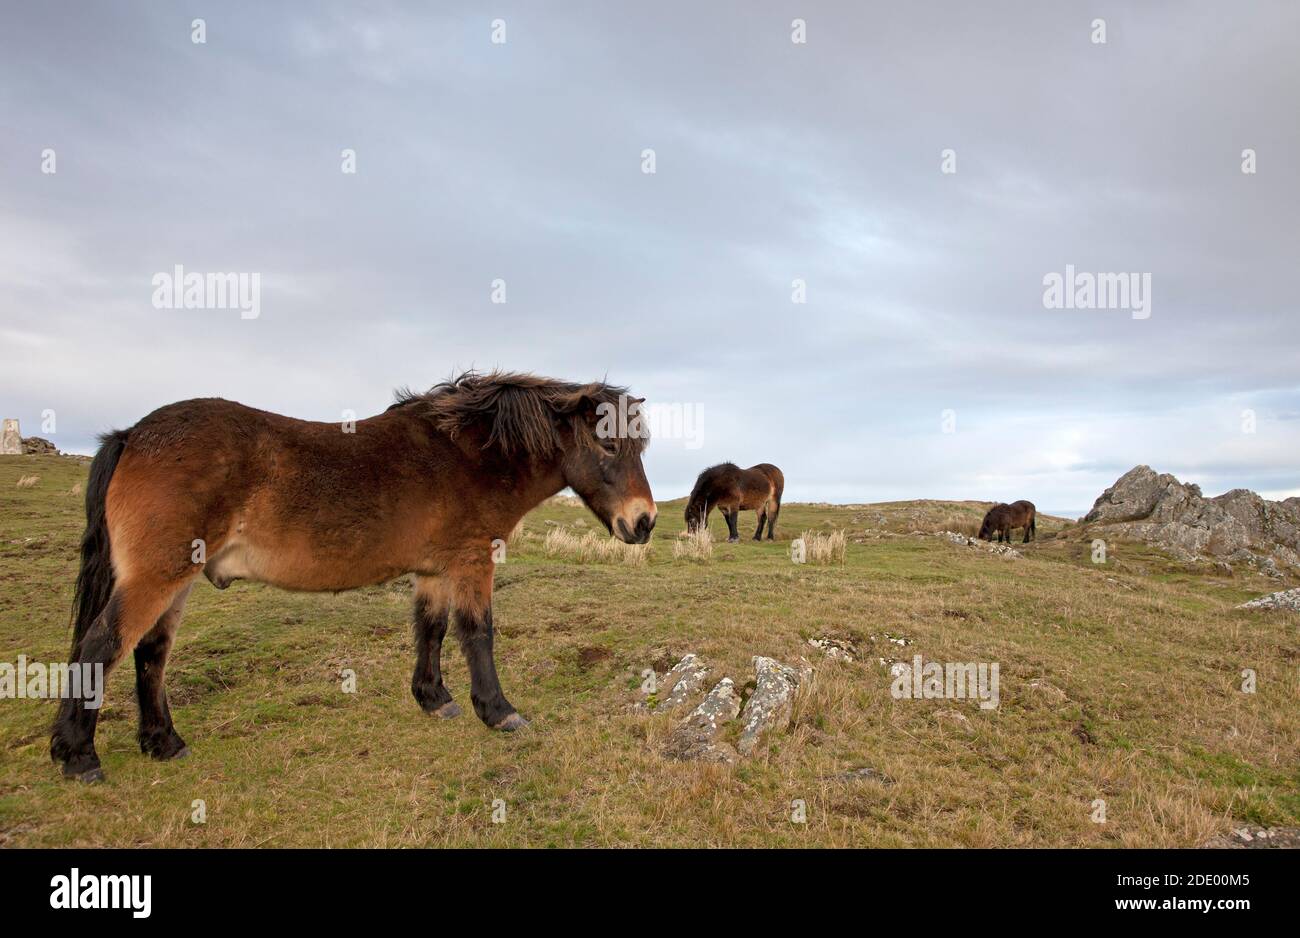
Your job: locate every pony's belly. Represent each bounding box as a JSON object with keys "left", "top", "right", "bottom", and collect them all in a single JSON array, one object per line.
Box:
[{"left": 204, "top": 538, "right": 402, "bottom": 592}]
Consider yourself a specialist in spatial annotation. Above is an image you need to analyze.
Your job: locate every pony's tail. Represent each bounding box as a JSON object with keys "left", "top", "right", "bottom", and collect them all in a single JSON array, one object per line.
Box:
[{"left": 70, "top": 430, "right": 130, "bottom": 656}]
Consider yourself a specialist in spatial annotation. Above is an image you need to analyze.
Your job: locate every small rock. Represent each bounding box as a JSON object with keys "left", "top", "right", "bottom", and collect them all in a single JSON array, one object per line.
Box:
[
  {"left": 828, "top": 766, "right": 894, "bottom": 785},
  {"left": 737, "top": 656, "right": 809, "bottom": 755},
  {"left": 663, "top": 677, "right": 742, "bottom": 763},
  {"left": 655, "top": 653, "right": 710, "bottom": 712},
  {"left": 935, "top": 708, "right": 971, "bottom": 729},
  {"left": 1026, "top": 679, "right": 1068, "bottom": 704}
]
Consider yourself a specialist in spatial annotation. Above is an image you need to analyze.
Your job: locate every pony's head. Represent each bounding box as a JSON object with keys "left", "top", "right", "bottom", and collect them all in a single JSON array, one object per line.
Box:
[
  {"left": 398, "top": 372, "right": 657, "bottom": 544},
  {"left": 977, "top": 505, "right": 1004, "bottom": 541},
  {"left": 560, "top": 401, "right": 656, "bottom": 544},
  {"left": 684, "top": 495, "right": 709, "bottom": 533}
]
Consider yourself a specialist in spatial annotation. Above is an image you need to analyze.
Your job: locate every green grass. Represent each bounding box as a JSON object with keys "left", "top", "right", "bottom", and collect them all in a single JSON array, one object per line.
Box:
[{"left": 0, "top": 455, "right": 1296, "bottom": 846}]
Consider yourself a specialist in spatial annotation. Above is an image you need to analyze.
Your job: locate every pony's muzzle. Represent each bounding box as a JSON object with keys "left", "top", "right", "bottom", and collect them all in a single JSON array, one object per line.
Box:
[{"left": 615, "top": 503, "right": 657, "bottom": 544}]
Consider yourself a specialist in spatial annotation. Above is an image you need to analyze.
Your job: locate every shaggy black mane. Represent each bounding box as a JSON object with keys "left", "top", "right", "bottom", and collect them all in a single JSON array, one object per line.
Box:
[{"left": 392, "top": 370, "right": 646, "bottom": 460}]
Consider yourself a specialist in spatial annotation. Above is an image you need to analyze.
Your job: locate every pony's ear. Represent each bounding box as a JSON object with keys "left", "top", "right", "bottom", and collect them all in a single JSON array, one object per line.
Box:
[{"left": 557, "top": 389, "right": 604, "bottom": 425}]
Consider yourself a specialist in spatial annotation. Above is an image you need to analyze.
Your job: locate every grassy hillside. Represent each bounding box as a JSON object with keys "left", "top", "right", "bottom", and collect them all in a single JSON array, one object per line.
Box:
[{"left": 1, "top": 454, "right": 1296, "bottom": 847}]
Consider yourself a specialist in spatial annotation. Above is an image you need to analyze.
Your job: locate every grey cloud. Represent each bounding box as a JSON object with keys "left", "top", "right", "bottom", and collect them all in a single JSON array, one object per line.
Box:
[{"left": 1, "top": 0, "right": 1296, "bottom": 511}]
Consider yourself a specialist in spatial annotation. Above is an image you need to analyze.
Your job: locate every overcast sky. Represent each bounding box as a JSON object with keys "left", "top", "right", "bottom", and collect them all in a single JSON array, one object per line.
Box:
[{"left": 2, "top": 1, "right": 1297, "bottom": 514}]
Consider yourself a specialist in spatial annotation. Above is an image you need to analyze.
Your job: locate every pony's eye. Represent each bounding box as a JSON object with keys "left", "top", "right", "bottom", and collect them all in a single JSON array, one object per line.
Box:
[{"left": 599, "top": 456, "right": 618, "bottom": 484}]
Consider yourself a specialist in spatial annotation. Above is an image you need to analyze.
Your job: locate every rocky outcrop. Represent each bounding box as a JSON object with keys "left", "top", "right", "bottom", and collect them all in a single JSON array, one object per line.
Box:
[
  {"left": 1083, "top": 465, "right": 1300, "bottom": 570},
  {"left": 1237, "top": 588, "right": 1300, "bottom": 611},
  {"left": 21, "top": 436, "right": 59, "bottom": 455}
]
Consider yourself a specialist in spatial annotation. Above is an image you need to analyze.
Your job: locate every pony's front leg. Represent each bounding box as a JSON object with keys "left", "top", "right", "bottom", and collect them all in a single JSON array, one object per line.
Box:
[
  {"left": 410, "top": 576, "right": 460, "bottom": 719},
  {"left": 452, "top": 566, "right": 527, "bottom": 731},
  {"left": 723, "top": 508, "right": 740, "bottom": 543}
]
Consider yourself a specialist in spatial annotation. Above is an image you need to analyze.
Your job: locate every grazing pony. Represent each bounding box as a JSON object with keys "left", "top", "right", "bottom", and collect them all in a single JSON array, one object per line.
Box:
[
  {"left": 684, "top": 463, "right": 784, "bottom": 542},
  {"left": 978, "top": 500, "right": 1037, "bottom": 543},
  {"left": 52, "top": 372, "right": 656, "bottom": 782}
]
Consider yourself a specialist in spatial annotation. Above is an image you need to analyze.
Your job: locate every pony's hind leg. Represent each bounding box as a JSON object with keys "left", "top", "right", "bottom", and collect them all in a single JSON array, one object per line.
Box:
[
  {"left": 753, "top": 508, "right": 767, "bottom": 540},
  {"left": 410, "top": 576, "right": 460, "bottom": 719},
  {"left": 52, "top": 577, "right": 184, "bottom": 782},
  {"left": 766, "top": 500, "right": 781, "bottom": 540},
  {"left": 135, "top": 584, "right": 193, "bottom": 760}
]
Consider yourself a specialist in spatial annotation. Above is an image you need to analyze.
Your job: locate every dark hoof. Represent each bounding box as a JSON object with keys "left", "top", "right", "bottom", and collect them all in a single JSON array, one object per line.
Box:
[
  {"left": 434, "top": 701, "right": 463, "bottom": 720},
  {"left": 65, "top": 765, "right": 105, "bottom": 784},
  {"left": 142, "top": 734, "right": 190, "bottom": 761},
  {"left": 493, "top": 713, "right": 529, "bottom": 731}
]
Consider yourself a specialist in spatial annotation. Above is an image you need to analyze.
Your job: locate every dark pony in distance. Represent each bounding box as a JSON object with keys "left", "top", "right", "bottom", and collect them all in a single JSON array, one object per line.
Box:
[
  {"left": 684, "top": 463, "right": 784, "bottom": 542},
  {"left": 978, "top": 500, "right": 1037, "bottom": 543},
  {"left": 52, "top": 372, "right": 656, "bottom": 782}
]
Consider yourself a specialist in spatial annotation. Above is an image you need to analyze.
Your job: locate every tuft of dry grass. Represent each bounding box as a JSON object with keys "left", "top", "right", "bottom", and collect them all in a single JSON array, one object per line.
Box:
[
  {"left": 67, "top": 482, "right": 82, "bottom": 496},
  {"left": 673, "top": 526, "right": 714, "bottom": 562},
  {"left": 15, "top": 475, "right": 39, "bottom": 489},
  {"left": 800, "top": 529, "right": 846, "bottom": 564},
  {"left": 543, "top": 527, "right": 650, "bottom": 565},
  {"left": 936, "top": 513, "right": 980, "bottom": 537},
  {"left": 506, "top": 518, "right": 525, "bottom": 546}
]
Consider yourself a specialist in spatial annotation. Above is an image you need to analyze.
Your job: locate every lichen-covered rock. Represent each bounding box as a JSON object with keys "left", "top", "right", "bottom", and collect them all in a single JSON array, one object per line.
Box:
[
  {"left": 1083, "top": 465, "right": 1300, "bottom": 569},
  {"left": 1201, "top": 826, "right": 1300, "bottom": 849},
  {"left": 737, "top": 657, "right": 809, "bottom": 755},
  {"left": 655, "top": 653, "right": 709, "bottom": 712},
  {"left": 1238, "top": 588, "right": 1300, "bottom": 611},
  {"left": 663, "top": 677, "right": 741, "bottom": 763}
]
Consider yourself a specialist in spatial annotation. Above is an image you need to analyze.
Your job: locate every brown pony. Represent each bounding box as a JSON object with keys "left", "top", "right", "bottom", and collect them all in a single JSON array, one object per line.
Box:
[
  {"left": 52, "top": 372, "right": 656, "bottom": 782},
  {"left": 978, "top": 500, "right": 1037, "bottom": 543},
  {"left": 684, "top": 463, "right": 784, "bottom": 542}
]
